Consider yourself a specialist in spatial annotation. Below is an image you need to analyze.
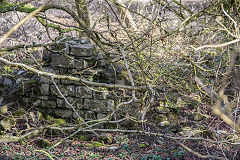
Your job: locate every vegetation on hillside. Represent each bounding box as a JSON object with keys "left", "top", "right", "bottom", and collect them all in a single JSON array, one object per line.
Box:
[{"left": 1, "top": 0, "right": 240, "bottom": 159}]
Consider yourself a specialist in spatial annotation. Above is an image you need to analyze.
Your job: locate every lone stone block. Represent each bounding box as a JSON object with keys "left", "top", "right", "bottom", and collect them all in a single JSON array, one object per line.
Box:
[
  {"left": 57, "top": 97, "right": 77, "bottom": 109},
  {"left": 40, "top": 68, "right": 60, "bottom": 84},
  {"left": 51, "top": 54, "right": 74, "bottom": 68},
  {"left": 40, "top": 83, "right": 50, "bottom": 95},
  {"left": 71, "top": 44, "right": 93, "bottom": 57},
  {"left": 84, "top": 99, "right": 114, "bottom": 112},
  {"left": 54, "top": 109, "right": 73, "bottom": 118},
  {"left": 75, "top": 86, "right": 93, "bottom": 98},
  {"left": 76, "top": 99, "right": 84, "bottom": 109},
  {"left": 73, "top": 110, "right": 96, "bottom": 120},
  {"left": 50, "top": 85, "right": 75, "bottom": 97},
  {"left": 75, "top": 59, "right": 88, "bottom": 69},
  {"left": 42, "top": 100, "right": 57, "bottom": 108}
]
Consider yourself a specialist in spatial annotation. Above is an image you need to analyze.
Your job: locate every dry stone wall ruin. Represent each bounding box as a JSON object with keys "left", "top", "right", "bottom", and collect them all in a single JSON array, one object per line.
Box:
[
  {"left": 38, "top": 38, "right": 119, "bottom": 120},
  {"left": 1, "top": 38, "right": 124, "bottom": 120}
]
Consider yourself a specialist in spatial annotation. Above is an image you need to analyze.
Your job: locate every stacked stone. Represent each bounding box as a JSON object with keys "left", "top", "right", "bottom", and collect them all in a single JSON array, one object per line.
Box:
[{"left": 37, "top": 39, "right": 115, "bottom": 120}]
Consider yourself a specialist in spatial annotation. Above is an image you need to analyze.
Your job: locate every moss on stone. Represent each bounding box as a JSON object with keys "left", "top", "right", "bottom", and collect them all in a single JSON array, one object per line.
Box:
[
  {"left": 87, "top": 141, "right": 103, "bottom": 148},
  {"left": 0, "top": 117, "right": 15, "bottom": 131},
  {"left": 78, "top": 135, "right": 90, "bottom": 141}
]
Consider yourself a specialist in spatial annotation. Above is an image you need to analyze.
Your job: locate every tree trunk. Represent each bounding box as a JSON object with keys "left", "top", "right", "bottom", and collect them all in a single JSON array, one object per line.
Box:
[{"left": 75, "top": 0, "right": 90, "bottom": 37}]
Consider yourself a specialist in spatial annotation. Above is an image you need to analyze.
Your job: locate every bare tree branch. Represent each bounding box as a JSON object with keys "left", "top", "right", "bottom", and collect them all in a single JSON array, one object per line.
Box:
[
  {"left": 0, "top": 57, "right": 146, "bottom": 91},
  {"left": 0, "top": 0, "right": 52, "bottom": 45}
]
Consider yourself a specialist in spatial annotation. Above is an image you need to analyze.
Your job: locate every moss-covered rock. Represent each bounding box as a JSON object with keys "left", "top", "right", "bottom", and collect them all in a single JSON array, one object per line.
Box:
[
  {"left": 138, "top": 143, "right": 148, "bottom": 148},
  {"left": 87, "top": 141, "right": 103, "bottom": 148},
  {"left": 46, "top": 115, "right": 66, "bottom": 126},
  {"left": 0, "top": 105, "right": 8, "bottom": 115},
  {"left": 98, "top": 133, "right": 113, "bottom": 144},
  {"left": 0, "top": 117, "right": 15, "bottom": 131},
  {"left": 158, "top": 120, "right": 170, "bottom": 127},
  {"left": 78, "top": 134, "right": 91, "bottom": 141}
]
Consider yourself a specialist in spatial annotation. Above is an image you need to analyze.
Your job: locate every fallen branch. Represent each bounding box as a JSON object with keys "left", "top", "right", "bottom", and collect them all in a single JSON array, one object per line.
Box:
[
  {"left": 0, "top": 57, "right": 145, "bottom": 91},
  {"left": 80, "top": 128, "right": 240, "bottom": 145},
  {"left": 193, "top": 38, "right": 240, "bottom": 51},
  {"left": 178, "top": 142, "right": 225, "bottom": 160},
  {"left": 0, "top": 43, "right": 53, "bottom": 52}
]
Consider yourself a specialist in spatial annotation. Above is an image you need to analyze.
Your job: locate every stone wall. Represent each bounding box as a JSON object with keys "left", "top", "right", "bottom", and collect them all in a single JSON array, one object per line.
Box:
[
  {"left": 35, "top": 38, "right": 120, "bottom": 120},
  {"left": 0, "top": 38, "right": 124, "bottom": 120}
]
